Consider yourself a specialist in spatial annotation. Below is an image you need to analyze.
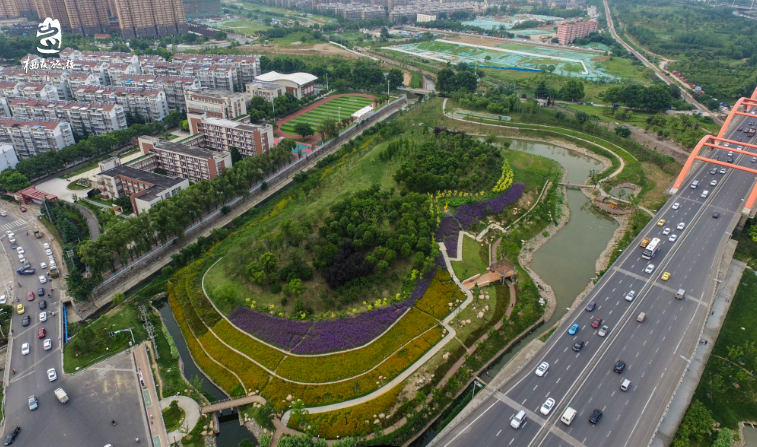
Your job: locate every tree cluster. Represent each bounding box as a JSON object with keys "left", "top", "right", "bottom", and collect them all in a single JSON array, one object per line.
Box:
[
  {"left": 602, "top": 83, "right": 674, "bottom": 112},
  {"left": 437, "top": 63, "right": 479, "bottom": 94},
  {"left": 260, "top": 56, "right": 395, "bottom": 93}
]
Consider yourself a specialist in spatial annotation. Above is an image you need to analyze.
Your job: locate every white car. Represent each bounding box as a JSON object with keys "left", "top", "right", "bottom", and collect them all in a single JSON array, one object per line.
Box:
[
  {"left": 43, "top": 338, "right": 52, "bottom": 350},
  {"left": 18, "top": 256, "right": 25, "bottom": 264},
  {"left": 677, "top": 222, "right": 686, "bottom": 230},
  {"left": 39, "top": 311, "right": 47, "bottom": 322},
  {"left": 510, "top": 410, "right": 527, "bottom": 429},
  {"left": 710, "top": 179, "right": 718, "bottom": 186},
  {"left": 40, "top": 262, "right": 47, "bottom": 269},
  {"left": 724, "top": 142, "right": 730, "bottom": 147},
  {"left": 645, "top": 264, "right": 655, "bottom": 274},
  {"left": 0, "top": 210, "right": 6, "bottom": 216},
  {"left": 48, "top": 255, "right": 55, "bottom": 262},
  {"left": 535, "top": 362, "right": 549, "bottom": 377},
  {"left": 671, "top": 203, "right": 680, "bottom": 210},
  {"left": 49, "top": 261, "right": 56, "bottom": 268},
  {"left": 5, "top": 230, "right": 12, "bottom": 237},
  {"left": 21, "top": 342, "right": 29, "bottom": 355},
  {"left": 540, "top": 398, "right": 556, "bottom": 416},
  {"left": 47, "top": 368, "right": 57, "bottom": 382},
  {"left": 598, "top": 325, "right": 609, "bottom": 337},
  {"left": 662, "top": 227, "right": 671, "bottom": 235},
  {"left": 720, "top": 168, "right": 727, "bottom": 174},
  {"left": 0, "top": 295, "right": 6, "bottom": 304},
  {"left": 669, "top": 234, "right": 678, "bottom": 243},
  {"left": 45, "top": 249, "right": 52, "bottom": 256},
  {"left": 16, "top": 247, "right": 23, "bottom": 254},
  {"left": 43, "top": 243, "right": 50, "bottom": 249},
  {"left": 39, "top": 275, "right": 47, "bottom": 284},
  {"left": 625, "top": 290, "right": 636, "bottom": 302}
]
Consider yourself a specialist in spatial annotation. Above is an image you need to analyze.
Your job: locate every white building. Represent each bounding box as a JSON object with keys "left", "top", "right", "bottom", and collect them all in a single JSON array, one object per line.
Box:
[
  {"left": 73, "top": 86, "right": 170, "bottom": 121},
  {"left": 0, "top": 143, "right": 19, "bottom": 171},
  {"left": 18, "top": 84, "right": 60, "bottom": 101},
  {"left": 0, "top": 118, "right": 76, "bottom": 158},
  {"left": 416, "top": 13, "right": 437, "bottom": 22},
  {"left": 248, "top": 72, "right": 317, "bottom": 100}
]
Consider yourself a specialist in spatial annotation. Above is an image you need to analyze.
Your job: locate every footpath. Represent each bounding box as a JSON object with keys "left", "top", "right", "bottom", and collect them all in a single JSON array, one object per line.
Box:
[{"left": 133, "top": 343, "right": 170, "bottom": 447}]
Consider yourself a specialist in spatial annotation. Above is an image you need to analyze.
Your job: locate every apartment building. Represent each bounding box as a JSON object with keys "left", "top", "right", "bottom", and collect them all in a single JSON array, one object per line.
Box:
[
  {"left": 69, "top": 60, "right": 109, "bottom": 85},
  {"left": 556, "top": 20, "right": 598, "bottom": 44},
  {"left": 9, "top": 98, "right": 127, "bottom": 136},
  {"left": 0, "top": 143, "right": 18, "bottom": 171},
  {"left": 96, "top": 164, "right": 189, "bottom": 215},
  {"left": 249, "top": 72, "right": 317, "bottom": 100},
  {"left": 171, "top": 54, "right": 259, "bottom": 88},
  {"left": 105, "top": 63, "right": 140, "bottom": 85},
  {"left": 19, "top": 84, "right": 60, "bottom": 101},
  {"left": 0, "top": 69, "right": 70, "bottom": 99},
  {"left": 180, "top": 64, "right": 238, "bottom": 92},
  {"left": 139, "top": 135, "right": 232, "bottom": 182},
  {"left": 156, "top": 77, "right": 201, "bottom": 110},
  {"left": 0, "top": 118, "right": 75, "bottom": 158},
  {"left": 187, "top": 112, "right": 274, "bottom": 158},
  {"left": 0, "top": 0, "right": 20, "bottom": 19},
  {"left": 184, "top": 89, "right": 247, "bottom": 120},
  {"left": 0, "top": 82, "right": 19, "bottom": 105},
  {"left": 247, "top": 81, "right": 284, "bottom": 103},
  {"left": 113, "top": 0, "right": 189, "bottom": 39},
  {"left": 65, "top": 0, "right": 111, "bottom": 35},
  {"left": 73, "top": 86, "right": 170, "bottom": 121},
  {"left": 65, "top": 73, "right": 101, "bottom": 97},
  {"left": 183, "top": 0, "right": 221, "bottom": 18},
  {"left": 60, "top": 49, "right": 143, "bottom": 69}
]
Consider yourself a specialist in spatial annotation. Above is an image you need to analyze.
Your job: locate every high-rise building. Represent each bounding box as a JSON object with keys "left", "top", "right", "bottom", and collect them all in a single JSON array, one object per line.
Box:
[
  {"left": 114, "top": 0, "right": 189, "bottom": 39},
  {"left": 556, "top": 20, "right": 598, "bottom": 44},
  {"left": 64, "top": 0, "right": 111, "bottom": 35},
  {"left": 0, "top": 0, "right": 20, "bottom": 19},
  {"left": 33, "top": 0, "right": 72, "bottom": 31},
  {"left": 183, "top": 0, "right": 220, "bottom": 18},
  {"left": 0, "top": 118, "right": 75, "bottom": 158}
]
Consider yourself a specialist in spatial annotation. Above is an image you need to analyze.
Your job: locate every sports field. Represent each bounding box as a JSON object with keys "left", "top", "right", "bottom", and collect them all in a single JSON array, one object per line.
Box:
[{"left": 279, "top": 95, "right": 374, "bottom": 135}]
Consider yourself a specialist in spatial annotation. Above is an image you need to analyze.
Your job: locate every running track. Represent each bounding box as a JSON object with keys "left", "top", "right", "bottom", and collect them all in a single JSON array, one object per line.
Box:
[{"left": 274, "top": 93, "right": 377, "bottom": 143}]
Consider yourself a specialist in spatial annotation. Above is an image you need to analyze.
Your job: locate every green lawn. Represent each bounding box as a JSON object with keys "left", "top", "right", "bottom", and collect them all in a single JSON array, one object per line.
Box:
[
  {"left": 162, "top": 400, "right": 186, "bottom": 432},
  {"left": 563, "top": 104, "right": 656, "bottom": 126},
  {"left": 450, "top": 236, "right": 489, "bottom": 281},
  {"left": 279, "top": 95, "right": 374, "bottom": 135}
]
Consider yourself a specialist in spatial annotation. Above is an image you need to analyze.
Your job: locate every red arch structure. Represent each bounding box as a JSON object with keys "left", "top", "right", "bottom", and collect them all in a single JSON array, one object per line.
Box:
[{"left": 670, "top": 86, "right": 757, "bottom": 215}]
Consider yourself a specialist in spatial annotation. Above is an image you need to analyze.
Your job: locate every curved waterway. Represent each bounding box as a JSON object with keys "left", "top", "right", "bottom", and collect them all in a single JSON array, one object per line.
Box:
[{"left": 411, "top": 140, "right": 619, "bottom": 446}]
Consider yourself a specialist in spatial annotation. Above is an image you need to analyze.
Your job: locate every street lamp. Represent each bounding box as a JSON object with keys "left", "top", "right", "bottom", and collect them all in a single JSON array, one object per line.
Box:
[{"left": 338, "top": 106, "right": 340, "bottom": 122}]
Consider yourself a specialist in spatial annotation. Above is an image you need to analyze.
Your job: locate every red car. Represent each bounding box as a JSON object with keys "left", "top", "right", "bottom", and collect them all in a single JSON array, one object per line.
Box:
[
  {"left": 26, "top": 291, "right": 34, "bottom": 301},
  {"left": 38, "top": 327, "right": 45, "bottom": 338},
  {"left": 591, "top": 318, "right": 603, "bottom": 329},
  {"left": 19, "top": 206, "right": 26, "bottom": 212}
]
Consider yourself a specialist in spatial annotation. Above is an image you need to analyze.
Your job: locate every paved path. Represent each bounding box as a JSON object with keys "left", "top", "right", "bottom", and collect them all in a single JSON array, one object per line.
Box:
[
  {"left": 274, "top": 93, "right": 378, "bottom": 143},
  {"left": 201, "top": 395, "right": 265, "bottom": 414},
  {"left": 133, "top": 343, "right": 170, "bottom": 447},
  {"left": 160, "top": 395, "right": 202, "bottom": 444},
  {"left": 73, "top": 203, "right": 100, "bottom": 240}
]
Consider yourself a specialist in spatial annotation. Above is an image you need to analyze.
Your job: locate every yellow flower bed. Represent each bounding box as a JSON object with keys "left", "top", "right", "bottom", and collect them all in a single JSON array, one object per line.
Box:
[
  {"left": 291, "top": 384, "right": 404, "bottom": 438},
  {"left": 169, "top": 284, "right": 241, "bottom": 392},
  {"left": 373, "top": 328, "right": 442, "bottom": 379},
  {"left": 274, "top": 309, "right": 436, "bottom": 383},
  {"left": 415, "top": 270, "right": 466, "bottom": 319},
  {"left": 213, "top": 319, "right": 285, "bottom": 371},
  {"left": 198, "top": 330, "right": 270, "bottom": 392}
]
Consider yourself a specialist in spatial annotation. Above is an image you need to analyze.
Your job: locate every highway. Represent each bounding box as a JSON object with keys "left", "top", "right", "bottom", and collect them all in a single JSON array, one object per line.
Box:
[{"left": 432, "top": 103, "right": 756, "bottom": 446}]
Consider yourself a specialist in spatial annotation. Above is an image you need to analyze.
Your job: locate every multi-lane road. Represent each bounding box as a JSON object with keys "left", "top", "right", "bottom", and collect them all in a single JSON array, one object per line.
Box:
[{"left": 433, "top": 104, "right": 756, "bottom": 447}]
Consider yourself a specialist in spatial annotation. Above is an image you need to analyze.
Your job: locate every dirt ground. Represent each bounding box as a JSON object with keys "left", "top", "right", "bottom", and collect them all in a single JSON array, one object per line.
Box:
[
  {"left": 639, "top": 161, "right": 676, "bottom": 206},
  {"left": 237, "top": 42, "right": 359, "bottom": 59},
  {"left": 403, "top": 71, "right": 412, "bottom": 86}
]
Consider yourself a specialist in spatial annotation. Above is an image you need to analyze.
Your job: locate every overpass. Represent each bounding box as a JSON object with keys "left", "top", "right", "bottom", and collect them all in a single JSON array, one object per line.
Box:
[{"left": 430, "top": 87, "right": 757, "bottom": 447}]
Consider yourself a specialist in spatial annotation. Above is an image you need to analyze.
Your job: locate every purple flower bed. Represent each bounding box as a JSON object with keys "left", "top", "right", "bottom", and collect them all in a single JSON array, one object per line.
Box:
[
  {"left": 228, "top": 265, "right": 441, "bottom": 354},
  {"left": 455, "top": 183, "right": 525, "bottom": 229},
  {"left": 436, "top": 215, "right": 462, "bottom": 257}
]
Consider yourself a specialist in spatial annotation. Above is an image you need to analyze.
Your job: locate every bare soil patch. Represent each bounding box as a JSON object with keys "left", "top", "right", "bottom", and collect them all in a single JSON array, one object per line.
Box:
[{"left": 237, "top": 42, "right": 359, "bottom": 59}]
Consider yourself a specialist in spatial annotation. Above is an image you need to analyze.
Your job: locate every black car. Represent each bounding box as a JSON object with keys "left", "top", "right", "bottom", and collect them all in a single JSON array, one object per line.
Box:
[
  {"left": 713, "top": 212, "right": 720, "bottom": 219},
  {"left": 21, "top": 316, "right": 30, "bottom": 327},
  {"left": 728, "top": 157, "right": 734, "bottom": 163},
  {"left": 614, "top": 360, "right": 626, "bottom": 373},
  {"left": 573, "top": 340, "right": 585, "bottom": 352},
  {"left": 738, "top": 127, "right": 743, "bottom": 131},
  {"left": 3, "top": 426, "right": 19, "bottom": 445},
  {"left": 589, "top": 409, "right": 603, "bottom": 424},
  {"left": 37, "top": 288, "right": 44, "bottom": 297},
  {"left": 39, "top": 300, "right": 46, "bottom": 310},
  {"left": 585, "top": 301, "right": 596, "bottom": 312}
]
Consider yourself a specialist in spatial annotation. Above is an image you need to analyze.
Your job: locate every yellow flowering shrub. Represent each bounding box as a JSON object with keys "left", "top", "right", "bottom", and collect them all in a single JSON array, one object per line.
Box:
[
  {"left": 213, "top": 319, "right": 285, "bottom": 371},
  {"left": 415, "top": 269, "right": 466, "bottom": 319}
]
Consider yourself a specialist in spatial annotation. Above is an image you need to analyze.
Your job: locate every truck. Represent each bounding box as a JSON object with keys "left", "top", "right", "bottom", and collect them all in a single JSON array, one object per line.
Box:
[
  {"left": 642, "top": 238, "right": 661, "bottom": 260},
  {"left": 640, "top": 237, "right": 650, "bottom": 248},
  {"left": 748, "top": 128, "right": 755, "bottom": 137},
  {"left": 33, "top": 229, "right": 41, "bottom": 238},
  {"left": 49, "top": 267, "right": 60, "bottom": 278},
  {"left": 54, "top": 388, "right": 69, "bottom": 403},
  {"left": 16, "top": 267, "right": 35, "bottom": 275}
]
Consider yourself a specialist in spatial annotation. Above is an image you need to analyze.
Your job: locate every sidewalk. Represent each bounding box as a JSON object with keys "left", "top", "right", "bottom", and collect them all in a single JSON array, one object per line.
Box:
[
  {"left": 133, "top": 343, "right": 170, "bottom": 447},
  {"left": 159, "top": 395, "right": 201, "bottom": 444}
]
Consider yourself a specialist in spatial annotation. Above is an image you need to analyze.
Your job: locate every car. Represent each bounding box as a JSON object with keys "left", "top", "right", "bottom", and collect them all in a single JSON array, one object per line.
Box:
[
  {"left": 47, "top": 256, "right": 54, "bottom": 262},
  {"left": 37, "top": 287, "right": 44, "bottom": 296},
  {"left": 625, "top": 290, "right": 636, "bottom": 302},
  {"left": 752, "top": 157, "right": 757, "bottom": 163},
  {"left": 26, "top": 291, "right": 33, "bottom": 301},
  {"left": 739, "top": 127, "right": 744, "bottom": 131},
  {"left": 573, "top": 340, "right": 585, "bottom": 352},
  {"left": 710, "top": 168, "right": 718, "bottom": 175},
  {"left": 713, "top": 212, "right": 720, "bottom": 218},
  {"left": 711, "top": 179, "right": 718, "bottom": 186},
  {"left": 728, "top": 151, "right": 733, "bottom": 157},
  {"left": 591, "top": 318, "right": 603, "bottom": 329},
  {"left": 738, "top": 145, "right": 744, "bottom": 150},
  {"left": 0, "top": 296, "right": 5, "bottom": 305},
  {"left": 19, "top": 207, "right": 25, "bottom": 212},
  {"left": 39, "top": 311, "right": 46, "bottom": 322},
  {"left": 677, "top": 222, "right": 686, "bottom": 230},
  {"left": 568, "top": 323, "right": 580, "bottom": 335},
  {"left": 657, "top": 219, "right": 666, "bottom": 226},
  {"left": 21, "top": 343, "right": 29, "bottom": 355},
  {"left": 645, "top": 264, "right": 655, "bottom": 274},
  {"left": 39, "top": 300, "right": 46, "bottom": 309},
  {"left": 5, "top": 230, "right": 12, "bottom": 236},
  {"left": 728, "top": 157, "right": 734, "bottom": 163},
  {"left": 38, "top": 275, "right": 46, "bottom": 284},
  {"left": 540, "top": 398, "right": 556, "bottom": 416},
  {"left": 16, "top": 304, "right": 24, "bottom": 314},
  {"left": 672, "top": 202, "right": 680, "bottom": 209},
  {"left": 510, "top": 409, "right": 527, "bottom": 429},
  {"left": 598, "top": 325, "right": 609, "bottom": 337},
  {"left": 44, "top": 249, "right": 52, "bottom": 256},
  {"left": 9, "top": 243, "right": 16, "bottom": 249},
  {"left": 49, "top": 261, "right": 56, "bottom": 268},
  {"left": 535, "top": 362, "right": 549, "bottom": 377},
  {"left": 38, "top": 328, "right": 45, "bottom": 338},
  {"left": 40, "top": 262, "right": 47, "bottom": 269},
  {"left": 0, "top": 210, "right": 6, "bottom": 217},
  {"left": 662, "top": 272, "right": 671, "bottom": 281},
  {"left": 724, "top": 142, "right": 730, "bottom": 147},
  {"left": 585, "top": 301, "right": 596, "bottom": 312},
  {"left": 22, "top": 316, "right": 30, "bottom": 327},
  {"left": 669, "top": 234, "right": 678, "bottom": 242},
  {"left": 662, "top": 227, "right": 671, "bottom": 235},
  {"left": 589, "top": 409, "right": 603, "bottom": 424},
  {"left": 43, "top": 338, "right": 51, "bottom": 350},
  {"left": 3, "top": 426, "right": 20, "bottom": 445},
  {"left": 47, "top": 368, "right": 57, "bottom": 381},
  {"left": 43, "top": 243, "right": 50, "bottom": 249},
  {"left": 17, "top": 256, "right": 25, "bottom": 264},
  {"left": 28, "top": 395, "right": 37, "bottom": 411},
  {"left": 720, "top": 168, "right": 727, "bottom": 174},
  {"left": 614, "top": 360, "right": 626, "bottom": 373},
  {"left": 15, "top": 247, "right": 23, "bottom": 254}
]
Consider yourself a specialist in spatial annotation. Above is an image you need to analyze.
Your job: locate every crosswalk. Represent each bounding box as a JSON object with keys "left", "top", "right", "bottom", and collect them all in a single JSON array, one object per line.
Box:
[{"left": 0, "top": 220, "right": 29, "bottom": 233}]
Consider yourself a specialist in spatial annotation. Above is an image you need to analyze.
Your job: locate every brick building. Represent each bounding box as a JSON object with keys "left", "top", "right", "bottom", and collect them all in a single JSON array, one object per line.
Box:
[
  {"left": 96, "top": 164, "right": 190, "bottom": 215},
  {"left": 556, "top": 20, "right": 598, "bottom": 44},
  {"left": 138, "top": 135, "right": 232, "bottom": 183},
  {"left": 187, "top": 112, "right": 274, "bottom": 158}
]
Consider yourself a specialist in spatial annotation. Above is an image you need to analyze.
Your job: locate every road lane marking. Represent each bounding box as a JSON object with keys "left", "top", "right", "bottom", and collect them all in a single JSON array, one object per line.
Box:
[
  {"left": 496, "top": 430, "right": 501, "bottom": 437},
  {"left": 440, "top": 400, "right": 500, "bottom": 447}
]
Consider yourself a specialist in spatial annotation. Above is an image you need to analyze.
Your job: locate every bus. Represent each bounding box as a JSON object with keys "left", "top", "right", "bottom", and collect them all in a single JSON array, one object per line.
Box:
[{"left": 642, "top": 238, "right": 661, "bottom": 260}]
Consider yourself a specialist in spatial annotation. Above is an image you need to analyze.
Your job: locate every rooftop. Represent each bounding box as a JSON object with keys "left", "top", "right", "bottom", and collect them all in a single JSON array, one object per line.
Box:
[
  {"left": 0, "top": 118, "right": 63, "bottom": 130},
  {"left": 186, "top": 89, "right": 246, "bottom": 100},
  {"left": 201, "top": 116, "right": 269, "bottom": 132},
  {"left": 255, "top": 71, "right": 317, "bottom": 86},
  {"left": 99, "top": 164, "right": 186, "bottom": 189},
  {"left": 153, "top": 140, "right": 227, "bottom": 160}
]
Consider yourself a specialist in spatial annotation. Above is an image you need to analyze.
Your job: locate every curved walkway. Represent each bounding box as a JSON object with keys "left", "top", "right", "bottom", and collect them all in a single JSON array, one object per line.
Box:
[
  {"left": 274, "top": 93, "right": 378, "bottom": 143},
  {"left": 160, "top": 396, "right": 201, "bottom": 444},
  {"left": 73, "top": 203, "right": 101, "bottom": 240}
]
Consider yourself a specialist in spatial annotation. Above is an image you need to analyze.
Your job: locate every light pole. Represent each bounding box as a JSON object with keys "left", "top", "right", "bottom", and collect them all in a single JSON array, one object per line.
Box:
[
  {"left": 338, "top": 106, "right": 340, "bottom": 122},
  {"left": 387, "top": 77, "right": 389, "bottom": 96}
]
